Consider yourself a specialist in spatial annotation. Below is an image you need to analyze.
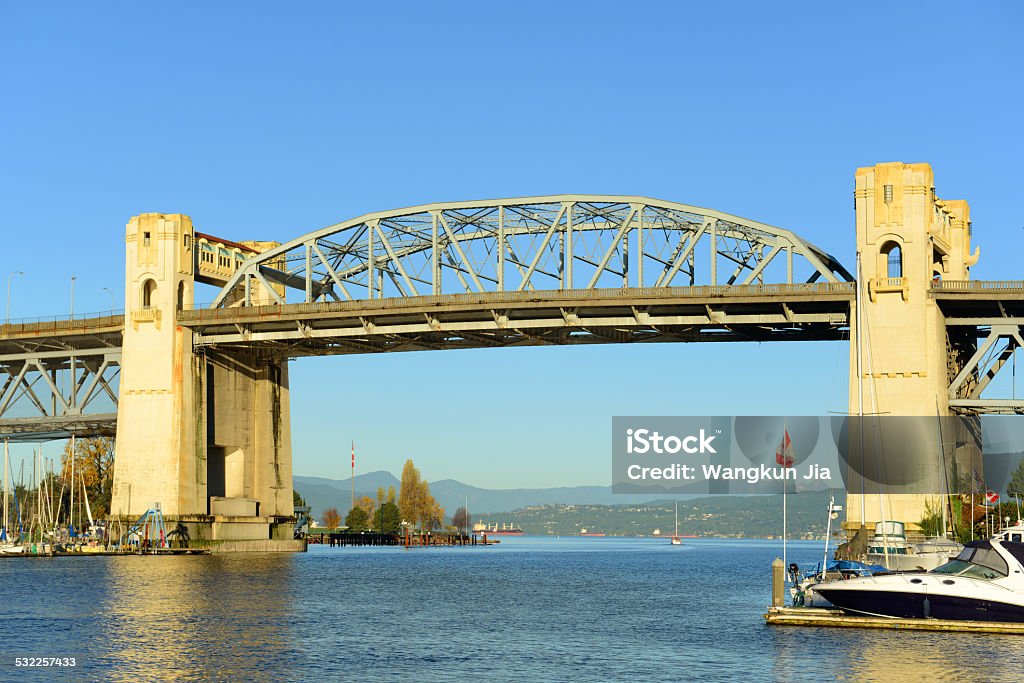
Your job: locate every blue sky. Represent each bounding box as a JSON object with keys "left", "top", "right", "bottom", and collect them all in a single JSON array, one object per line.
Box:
[{"left": 1, "top": 3, "right": 1021, "bottom": 487}]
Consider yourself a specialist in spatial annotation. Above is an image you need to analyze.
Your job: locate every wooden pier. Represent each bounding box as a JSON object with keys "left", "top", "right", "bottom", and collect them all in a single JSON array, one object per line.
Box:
[
  {"left": 765, "top": 606, "right": 1024, "bottom": 634},
  {"left": 323, "top": 531, "right": 499, "bottom": 548}
]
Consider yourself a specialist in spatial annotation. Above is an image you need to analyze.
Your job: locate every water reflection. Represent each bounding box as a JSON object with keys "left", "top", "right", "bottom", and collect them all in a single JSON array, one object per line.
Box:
[
  {"left": 97, "top": 555, "right": 298, "bottom": 682},
  {"left": 770, "top": 600, "right": 1024, "bottom": 682}
]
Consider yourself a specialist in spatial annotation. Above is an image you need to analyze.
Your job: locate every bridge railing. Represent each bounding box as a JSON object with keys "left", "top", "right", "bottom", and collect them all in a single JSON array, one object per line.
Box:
[
  {"left": 934, "top": 280, "right": 1024, "bottom": 292},
  {"left": 0, "top": 311, "right": 125, "bottom": 335},
  {"left": 179, "top": 282, "right": 856, "bottom": 321}
]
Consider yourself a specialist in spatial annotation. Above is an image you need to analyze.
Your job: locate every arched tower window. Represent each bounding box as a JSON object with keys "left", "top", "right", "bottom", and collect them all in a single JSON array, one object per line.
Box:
[
  {"left": 142, "top": 279, "right": 158, "bottom": 309},
  {"left": 177, "top": 281, "right": 186, "bottom": 310},
  {"left": 881, "top": 241, "right": 902, "bottom": 278}
]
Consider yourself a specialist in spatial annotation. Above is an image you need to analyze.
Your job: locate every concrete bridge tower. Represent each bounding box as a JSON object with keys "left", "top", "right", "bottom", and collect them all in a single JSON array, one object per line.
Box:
[
  {"left": 109, "top": 213, "right": 295, "bottom": 547},
  {"left": 846, "top": 162, "right": 979, "bottom": 535}
]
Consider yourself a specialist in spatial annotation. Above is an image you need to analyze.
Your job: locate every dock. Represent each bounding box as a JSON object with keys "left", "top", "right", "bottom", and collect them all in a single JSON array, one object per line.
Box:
[
  {"left": 765, "top": 606, "right": 1024, "bottom": 634},
  {"left": 322, "top": 531, "right": 499, "bottom": 548},
  {"left": 0, "top": 547, "right": 211, "bottom": 558}
]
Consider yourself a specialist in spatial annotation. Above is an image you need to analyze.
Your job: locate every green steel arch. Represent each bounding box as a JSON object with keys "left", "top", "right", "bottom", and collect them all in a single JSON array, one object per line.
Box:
[{"left": 210, "top": 195, "right": 852, "bottom": 308}]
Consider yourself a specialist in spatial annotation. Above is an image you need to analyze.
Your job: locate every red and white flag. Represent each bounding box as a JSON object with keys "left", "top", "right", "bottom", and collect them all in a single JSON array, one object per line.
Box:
[
  {"left": 986, "top": 490, "right": 999, "bottom": 504},
  {"left": 351, "top": 441, "right": 355, "bottom": 469},
  {"left": 775, "top": 429, "right": 794, "bottom": 468}
]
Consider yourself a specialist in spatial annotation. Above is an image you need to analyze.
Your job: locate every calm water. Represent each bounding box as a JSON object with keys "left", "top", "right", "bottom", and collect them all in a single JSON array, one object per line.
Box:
[{"left": 2, "top": 538, "right": 1022, "bottom": 682}]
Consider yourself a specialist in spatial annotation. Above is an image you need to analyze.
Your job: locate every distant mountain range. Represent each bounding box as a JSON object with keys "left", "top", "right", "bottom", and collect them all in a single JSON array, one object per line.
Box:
[{"left": 293, "top": 471, "right": 661, "bottom": 518}]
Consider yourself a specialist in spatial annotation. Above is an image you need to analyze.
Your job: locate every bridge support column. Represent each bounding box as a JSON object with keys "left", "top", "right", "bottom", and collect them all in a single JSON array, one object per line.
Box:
[
  {"left": 110, "top": 213, "right": 201, "bottom": 519},
  {"left": 846, "top": 162, "right": 980, "bottom": 538},
  {"left": 200, "top": 349, "right": 293, "bottom": 521},
  {"left": 109, "top": 213, "right": 295, "bottom": 547}
]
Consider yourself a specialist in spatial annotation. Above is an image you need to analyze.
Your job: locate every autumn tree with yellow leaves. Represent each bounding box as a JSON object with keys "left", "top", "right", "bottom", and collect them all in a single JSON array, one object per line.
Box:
[
  {"left": 61, "top": 437, "right": 115, "bottom": 518},
  {"left": 398, "top": 459, "right": 443, "bottom": 531}
]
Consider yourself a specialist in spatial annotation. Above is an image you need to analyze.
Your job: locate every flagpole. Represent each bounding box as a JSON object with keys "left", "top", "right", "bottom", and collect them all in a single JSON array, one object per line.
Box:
[
  {"left": 778, "top": 417, "right": 786, "bottom": 581},
  {"left": 351, "top": 440, "right": 355, "bottom": 514},
  {"left": 783, "top": 419, "right": 787, "bottom": 580}
]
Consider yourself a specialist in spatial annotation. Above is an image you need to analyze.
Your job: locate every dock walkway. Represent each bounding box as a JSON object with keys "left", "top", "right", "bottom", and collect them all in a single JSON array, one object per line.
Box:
[{"left": 765, "top": 606, "right": 1024, "bottom": 634}]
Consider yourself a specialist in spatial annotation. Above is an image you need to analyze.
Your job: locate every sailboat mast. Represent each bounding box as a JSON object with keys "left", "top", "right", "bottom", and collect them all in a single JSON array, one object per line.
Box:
[
  {"left": 3, "top": 439, "right": 8, "bottom": 538},
  {"left": 855, "top": 252, "right": 866, "bottom": 529},
  {"left": 69, "top": 435, "right": 75, "bottom": 535},
  {"left": 823, "top": 495, "right": 834, "bottom": 577},
  {"left": 934, "top": 397, "right": 951, "bottom": 538},
  {"left": 81, "top": 471, "right": 94, "bottom": 531}
]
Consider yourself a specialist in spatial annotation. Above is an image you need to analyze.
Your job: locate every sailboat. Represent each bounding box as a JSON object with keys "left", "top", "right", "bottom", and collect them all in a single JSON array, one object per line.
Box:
[{"left": 670, "top": 501, "right": 682, "bottom": 545}]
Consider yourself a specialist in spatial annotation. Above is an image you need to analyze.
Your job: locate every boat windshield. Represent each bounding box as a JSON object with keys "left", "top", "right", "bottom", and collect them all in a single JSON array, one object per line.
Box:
[{"left": 931, "top": 546, "right": 1008, "bottom": 579}]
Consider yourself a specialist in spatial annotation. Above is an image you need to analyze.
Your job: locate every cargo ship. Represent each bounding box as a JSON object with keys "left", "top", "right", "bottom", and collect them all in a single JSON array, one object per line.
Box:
[
  {"left": 578, "top": 528, "right": 606, "bottom": 537},
  {"left": 472, "top": 521, "right": 523, "bottom": 536}
]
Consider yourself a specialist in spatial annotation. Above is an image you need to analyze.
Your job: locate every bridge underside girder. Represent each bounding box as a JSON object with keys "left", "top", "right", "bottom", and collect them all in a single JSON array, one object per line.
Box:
[
  {"left": 0, "top": 414, "right": 118, "bottom": 442},
  {"left": 938, "top": 285, "right": 1024, "bottom": 415},
  {"left": 184, "top": 284, "right": 853, "bottom": 357},
  {"left": 0, "top": 316, "right": 123, "bottom": 439}
]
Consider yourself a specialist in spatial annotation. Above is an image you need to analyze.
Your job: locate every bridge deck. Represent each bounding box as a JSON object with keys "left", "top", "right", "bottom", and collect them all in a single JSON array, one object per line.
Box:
[
  {"left": 0, "top": 314, "right": 124, "bottom": 358},
  {"left": 180, "top": 283, "right": 855, "bottom": 356},
  {"left": 933, "top": 280, "right": 1024, "bottom": 322}
]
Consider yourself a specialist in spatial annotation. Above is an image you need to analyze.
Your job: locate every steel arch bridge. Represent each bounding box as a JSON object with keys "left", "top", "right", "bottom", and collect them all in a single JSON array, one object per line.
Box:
[
  {"left": 211, "top": 195, "right": 853, "bottom": 308},
  {"left": 182, "top": 196, "right": 856, "bottom": 355}
]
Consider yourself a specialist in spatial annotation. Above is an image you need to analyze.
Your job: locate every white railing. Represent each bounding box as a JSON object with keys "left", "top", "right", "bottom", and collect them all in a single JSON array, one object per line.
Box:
[{"left": 933, "top": 280, "right": 1024, "bottom": 292}]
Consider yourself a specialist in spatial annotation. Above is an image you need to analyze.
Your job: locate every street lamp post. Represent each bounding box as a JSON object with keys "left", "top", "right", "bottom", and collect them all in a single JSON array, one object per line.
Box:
[
  {"left": 102, "top": 287, "right": 116, "bottom": 312},
  {"left": 70, "top": 276, "right": 77, "bottom": 318},
  {"left": 6, "top": 271, "right": 24, "bottom": 326}
]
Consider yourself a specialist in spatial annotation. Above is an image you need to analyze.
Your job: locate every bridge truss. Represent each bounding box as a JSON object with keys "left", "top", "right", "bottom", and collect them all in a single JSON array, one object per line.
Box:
[
  {"left": 211, "top": 196, "right": 853, "bottom": 308},
  {"left": 191, "top": 196, "right": 855, "bottom": 354},
  {"left": 0, "top": 316, "right": 122, "bottom": 441},
  {"left": 938, "top": 281, "right": 1024, "bottom": 415}
]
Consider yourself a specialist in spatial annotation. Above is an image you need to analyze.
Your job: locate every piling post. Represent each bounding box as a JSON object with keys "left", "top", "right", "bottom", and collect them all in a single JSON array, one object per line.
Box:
[{"left": 771, "top": 558, "right": 785, "bottom": 607}]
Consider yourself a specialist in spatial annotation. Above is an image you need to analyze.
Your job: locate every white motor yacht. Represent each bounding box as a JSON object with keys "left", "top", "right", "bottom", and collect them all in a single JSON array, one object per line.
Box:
[{"left": 814, "top": 538, "right": 1024, "bottom": 622}]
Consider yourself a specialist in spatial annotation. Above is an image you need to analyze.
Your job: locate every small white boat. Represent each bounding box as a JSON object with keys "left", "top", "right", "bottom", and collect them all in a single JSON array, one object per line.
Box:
[
  {"left": 865, "top": 521, "right": 961, "bottom": 571},
  {"left": 670, "top": 502, "right": 682, "bottom": 546}
]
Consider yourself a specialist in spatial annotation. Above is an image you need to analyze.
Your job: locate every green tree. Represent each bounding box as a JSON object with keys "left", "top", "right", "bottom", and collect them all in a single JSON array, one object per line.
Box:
[
  {"left": 293, "top": 490, "right": 307, "bottom": 507},
  {"left": 345, "top": 505, "right": 370, "bottom": 531},
  {"left": 1008, "top": 459, "right": 1024, "bottom": 501},
  {"left": 918, "top": 497, "right": 944, "bottom": 538},
  {"left": 379, "top": 501, "right": 401, "bottom": 533}
]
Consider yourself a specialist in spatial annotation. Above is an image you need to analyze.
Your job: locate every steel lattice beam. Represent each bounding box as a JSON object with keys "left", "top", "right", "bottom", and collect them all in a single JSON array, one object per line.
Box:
[
  {"left": 210, "top": 196, "right": 852, "bottom": 308},
  {"left": 946, "top": 319, "right": 1024, "bottom": 415},
  {"left": 0, "top": 318, "right": 122, "bottom": 438}
]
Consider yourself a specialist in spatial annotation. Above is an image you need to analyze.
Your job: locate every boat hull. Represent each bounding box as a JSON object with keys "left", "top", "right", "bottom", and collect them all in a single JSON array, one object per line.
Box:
[{"left": 815, "top": 586, "right": 1024, "bottom": 623}]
